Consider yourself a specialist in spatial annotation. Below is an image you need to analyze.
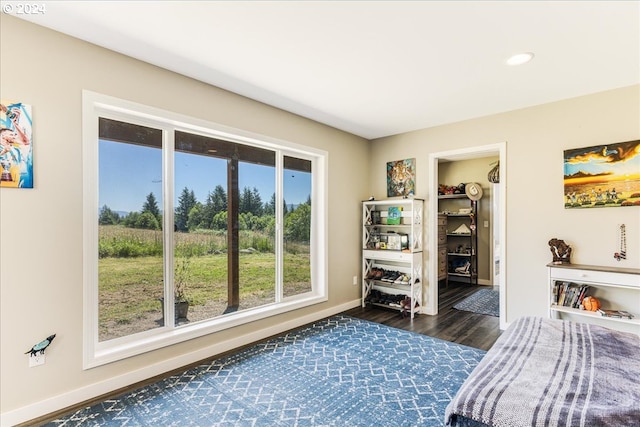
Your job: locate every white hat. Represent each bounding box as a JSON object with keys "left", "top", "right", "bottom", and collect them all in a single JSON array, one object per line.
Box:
[{"left": 465, "top": 182, "right": 483, "bottom": 201}]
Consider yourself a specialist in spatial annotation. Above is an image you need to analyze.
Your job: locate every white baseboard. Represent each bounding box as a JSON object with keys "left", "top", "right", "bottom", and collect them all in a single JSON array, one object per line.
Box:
[{"left": 1, "top": 299, "right": 361, "bottom": 427}]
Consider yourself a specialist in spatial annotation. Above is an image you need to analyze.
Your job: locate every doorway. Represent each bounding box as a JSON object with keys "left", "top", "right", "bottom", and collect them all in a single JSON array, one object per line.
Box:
[{"left": 427, "top": 143, "right": 507, "bottom": 330}]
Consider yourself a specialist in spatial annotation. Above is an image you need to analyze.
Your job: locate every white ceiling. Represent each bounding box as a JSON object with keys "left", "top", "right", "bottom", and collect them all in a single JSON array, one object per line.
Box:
[{"left": 10, "top": 1, "right": 640, "bottom": 139}]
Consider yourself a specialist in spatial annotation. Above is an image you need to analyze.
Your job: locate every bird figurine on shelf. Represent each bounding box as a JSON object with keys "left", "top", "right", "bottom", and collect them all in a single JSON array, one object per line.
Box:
[{"left": 25, "top": 334, "right": 56, "bottom": 357}]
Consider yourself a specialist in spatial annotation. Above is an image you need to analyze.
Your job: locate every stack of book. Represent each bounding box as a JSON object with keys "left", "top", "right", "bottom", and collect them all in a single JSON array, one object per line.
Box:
[{"left": 553, "top": 281, "right": 590, "bottom": 308}]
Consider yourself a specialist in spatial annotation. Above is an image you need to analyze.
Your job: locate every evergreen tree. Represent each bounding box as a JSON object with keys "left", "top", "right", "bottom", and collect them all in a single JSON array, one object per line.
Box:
[
  {"left": 201, "top": 185, "right": 227, "bottom": 229},
  {"left": 175, "top": 187, "right": 197, "bottom": 232},
  {"left": 264, "top": 193, "right": 276, "bottom": 216},
  {"left": 251, "top": 187, "right": 263, "bottom": 216},
  {"left": 142, "top": 192, "right": 161, "bottom": 224},
  {"left": 211, "top": 185, "right": 227, "bottom": 213},
  {"left": 240, "top": 186, "right": 264, "bottom": 216},
  {"left": 240, "top": 187, "right": 253, "bottom": 214},
  {"left": 99, "top": 205, "right": 120, "bottom": 225},
  {"left": 200, "top": 192, "right": 215, "bottom": 230}
]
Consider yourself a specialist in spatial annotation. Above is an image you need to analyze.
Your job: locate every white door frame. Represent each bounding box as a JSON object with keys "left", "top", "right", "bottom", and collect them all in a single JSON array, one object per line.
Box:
[{"left": 426, "top": 142, "right": 507, "bottom": 330}]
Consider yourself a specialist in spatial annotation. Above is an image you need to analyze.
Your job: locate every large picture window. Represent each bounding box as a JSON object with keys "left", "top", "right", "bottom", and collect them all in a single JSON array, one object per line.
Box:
[{"left": 83, "top": 92, "right": 327, "bottom": 368}]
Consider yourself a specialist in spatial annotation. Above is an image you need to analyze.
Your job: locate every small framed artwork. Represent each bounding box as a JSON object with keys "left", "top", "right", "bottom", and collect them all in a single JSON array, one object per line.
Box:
[
  {"left": 1, "top": 100, "right": 33, "bottom": 188},
  {"left": 387, "top": 158, "right": 415, "bottom": 197},
  {"left": 564, "top": 140, "right": 640, "bottom": 208}
]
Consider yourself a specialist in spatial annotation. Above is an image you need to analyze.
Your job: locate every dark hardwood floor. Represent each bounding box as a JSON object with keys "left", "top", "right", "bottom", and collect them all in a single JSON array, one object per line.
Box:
[{"left": 343, "top": 281, "right": 501, "bottom": 351}]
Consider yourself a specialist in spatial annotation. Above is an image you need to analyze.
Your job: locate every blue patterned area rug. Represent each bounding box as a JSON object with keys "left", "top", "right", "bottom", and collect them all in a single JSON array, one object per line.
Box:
[
  {"left": 45, "top": 315, "right": 485, "bottom": 427},
  {"left": 453, "top": 288, "right": 500, "bottom": 317}
]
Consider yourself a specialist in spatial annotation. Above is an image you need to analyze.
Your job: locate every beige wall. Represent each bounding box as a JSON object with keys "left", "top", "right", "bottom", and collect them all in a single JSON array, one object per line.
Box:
[
  {"left": 0, "top": 16, "right": 369, "bottom": 421},
  {"left": 370, "top": 84, "right": 640, "bottom": 325}
]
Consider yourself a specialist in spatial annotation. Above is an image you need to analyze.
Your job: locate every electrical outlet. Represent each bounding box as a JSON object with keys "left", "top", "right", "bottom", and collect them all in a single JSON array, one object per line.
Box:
[
  {"left": 29, "top": 354, "right": 45, "bottom": 367},
  {"left": 353, "top": 275, "right": 358, "bottom": 285}
]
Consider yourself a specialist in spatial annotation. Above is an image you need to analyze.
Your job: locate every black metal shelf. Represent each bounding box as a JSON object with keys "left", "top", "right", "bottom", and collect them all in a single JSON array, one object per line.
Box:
[
  {"left": 438, "top": 194, "right": 468, "bottom": 199},
  {"left": 439, "top": 196, "right": 479, "bottom": 286}
]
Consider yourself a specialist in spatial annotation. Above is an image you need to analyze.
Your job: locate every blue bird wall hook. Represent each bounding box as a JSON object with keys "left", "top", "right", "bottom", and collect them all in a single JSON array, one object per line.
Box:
[{"left": 25, "top": 334, "right": 56, "bottom": 356}]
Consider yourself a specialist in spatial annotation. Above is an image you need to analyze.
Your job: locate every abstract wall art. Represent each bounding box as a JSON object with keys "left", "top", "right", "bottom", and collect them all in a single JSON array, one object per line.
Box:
[{"left": 1, "top": 100, "right": 33, "bottom": 188}]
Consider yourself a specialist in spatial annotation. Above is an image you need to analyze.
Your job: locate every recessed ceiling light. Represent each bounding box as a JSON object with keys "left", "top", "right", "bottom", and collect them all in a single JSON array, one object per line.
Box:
[{"left": 506, "top": 52, "right": 535, "bottom": 66}]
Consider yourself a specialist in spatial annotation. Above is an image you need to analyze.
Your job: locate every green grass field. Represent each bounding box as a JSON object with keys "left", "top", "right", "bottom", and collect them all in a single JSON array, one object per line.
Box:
[{"left": 98, "top": 226, "right": 310, "bottom": 341}]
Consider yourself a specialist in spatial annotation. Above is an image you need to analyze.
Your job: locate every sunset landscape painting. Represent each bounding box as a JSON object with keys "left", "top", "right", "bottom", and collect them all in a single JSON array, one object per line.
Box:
[{"left": 564, "top": 140, "right": 640, "bottom": 209}]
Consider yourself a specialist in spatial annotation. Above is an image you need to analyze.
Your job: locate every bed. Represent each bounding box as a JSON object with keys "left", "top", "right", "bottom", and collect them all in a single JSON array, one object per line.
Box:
[{"left": 445, "top": 316, "right": 640, "bottom": 427}]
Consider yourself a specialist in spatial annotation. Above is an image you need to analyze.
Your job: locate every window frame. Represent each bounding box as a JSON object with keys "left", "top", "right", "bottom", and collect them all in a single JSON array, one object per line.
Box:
[{"left": 82, "top": 91, "right": 328, "bottom": 369}]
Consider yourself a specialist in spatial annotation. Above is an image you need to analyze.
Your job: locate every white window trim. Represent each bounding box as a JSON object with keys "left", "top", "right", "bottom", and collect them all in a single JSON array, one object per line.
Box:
[{"left": 82, "top": 90, "right": 328, "bottom": 369}]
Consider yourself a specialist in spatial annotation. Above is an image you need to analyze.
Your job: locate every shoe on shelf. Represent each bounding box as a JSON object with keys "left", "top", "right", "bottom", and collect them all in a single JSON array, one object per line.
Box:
[
  {"left": 400, "top": 296, "right": 420, "bottom": 317},
  {"left": 383, "top": 271, "right": 399, "bottom": 282},
  {"left": 389, "top": 294, "right": 404, "bottom": 308},
  {"left": 454, "top": 261, "right": 471, "bottom": 274},
  {"left": 368, "top": 268, "right": 384, "bottom": 280},
  {"left": 394, "top": 274, "right": 410, "bottom": 284}
]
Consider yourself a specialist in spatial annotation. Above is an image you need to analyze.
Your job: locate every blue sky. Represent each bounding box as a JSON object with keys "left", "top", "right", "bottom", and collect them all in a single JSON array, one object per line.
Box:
[{"left": 99, "top": 140, "right": 311, "bottom": 213}]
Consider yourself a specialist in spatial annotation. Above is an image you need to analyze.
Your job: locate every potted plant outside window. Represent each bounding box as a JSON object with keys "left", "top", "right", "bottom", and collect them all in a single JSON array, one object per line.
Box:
[
  {"left": 174, "top": 256, "right": 191, "bottom": 320},
  {"left": 159, "top": 256, "right": 191, "bottom": 321}
]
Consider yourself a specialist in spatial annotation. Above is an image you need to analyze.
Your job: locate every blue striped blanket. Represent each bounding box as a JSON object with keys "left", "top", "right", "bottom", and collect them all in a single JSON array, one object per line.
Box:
[{"left": 445, "top": 316, "right": 640, "bottom": 427}]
